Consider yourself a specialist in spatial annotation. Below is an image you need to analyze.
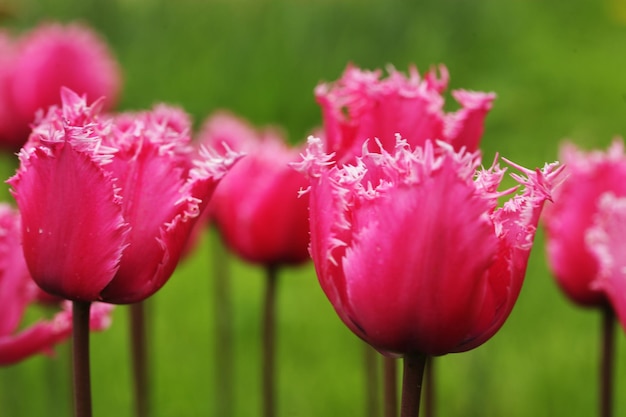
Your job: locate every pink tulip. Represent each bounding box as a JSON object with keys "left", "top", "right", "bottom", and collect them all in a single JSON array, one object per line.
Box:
[
  {"left": 0, "top": 203, "right": 112, "bottom": 365},
  {"left": 0, "top": 30, "right": 21, "bottom": 149},
  {"left": 198, "top": 111, "right": 310, "bottom": 266},
  {"left": 0, "top": 22, "right": 121, "bottom": 150},
  {"left": 543, "top": 140, "right": 626, "bottom": 311},
  {"left": 296, "top": 136, "right": 562, "bottom": 356},
  {"left": 315, "top": 64, "right": 495, "bottom": 164},
  {"left": 8, "top": 88, "right": 240, "bottom": 304}
]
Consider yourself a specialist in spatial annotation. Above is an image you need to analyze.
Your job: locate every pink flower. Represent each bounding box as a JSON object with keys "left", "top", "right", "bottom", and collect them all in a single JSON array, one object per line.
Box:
[
  {"left": 543, "top": 140, "right": 626, "bottom": 313},
  {"left": 8, "top": 89, "right": 240, "bottom": 304},
  {"left": 296, "top": 136, "right": 562, "bottom": 356},
  {"left": 315, "top": 64, "right": 495, "bottom": 164},
  {"left": 0, "top": 203, "right": 113, "bottom": 365},
  {"left": 0, "top": 22, "right": 121, "bottom": 150},
  {"left": 0, "top": 29, "right": 21, "bottom": 150},
  {"left": 198, "top": 112, "right": 310, "bottom": 266}
]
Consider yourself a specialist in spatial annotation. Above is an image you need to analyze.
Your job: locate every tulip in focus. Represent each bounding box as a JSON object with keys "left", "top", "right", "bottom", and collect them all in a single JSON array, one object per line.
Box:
[
  {"left": 0, "top": 203, "right": 112, "bottom": 366},
  {"left": 297, "top": 136, "right": 561, "bottom": 356},
  {"left": 0, "top": 22, "right": 121, "bottom": 150},
  {"left": 8, "top": 88, "right": 240, "bottom": 304},
  {"left": 315, "top": 64, "right": 495, "bottom": 163}
]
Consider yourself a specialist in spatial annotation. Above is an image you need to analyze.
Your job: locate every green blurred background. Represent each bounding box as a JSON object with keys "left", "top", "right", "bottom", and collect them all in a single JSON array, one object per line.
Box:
[{"left": 2, "top": 0, "right": 626, "bottom": 416}]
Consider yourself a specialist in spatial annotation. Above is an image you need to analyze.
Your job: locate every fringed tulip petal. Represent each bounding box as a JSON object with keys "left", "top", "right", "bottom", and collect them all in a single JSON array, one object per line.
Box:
[
  {"left": 315, "top": 64, "right": 495, "bottom": 164},
  {"left": 455, "top": 161, "right": 563, "bottom": 352},
  {"left": 342, "top": 155, "right": 498, "bottom": 355},
  {"left": 9, "top": 142, "right": 128, "bottom": 301}
]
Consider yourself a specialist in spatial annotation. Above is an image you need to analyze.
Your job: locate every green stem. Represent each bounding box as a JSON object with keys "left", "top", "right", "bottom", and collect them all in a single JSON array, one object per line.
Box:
[
  {"left": 72, "top": 301, "right": 92, "bottom": 417},
  {"left": 600, "top": 306, "right": 615, "bottom": 417},
  {"left": 130, "top": 302, "right": 149, "bottom": 417},
  {"left": 383, "top": 356, "right": 397, "bottom": 417},
  {"left": 213, "top": 233, "right": 234, "bottom": 417},
  {"left": 399, "top": 353, "right": 427, "bottom": 417},
  {"left": 263, "top": 265, "right": 279, "bottom": 417},
  {"left": 363, "top": 344, "right": 380, "bottom": 417}
]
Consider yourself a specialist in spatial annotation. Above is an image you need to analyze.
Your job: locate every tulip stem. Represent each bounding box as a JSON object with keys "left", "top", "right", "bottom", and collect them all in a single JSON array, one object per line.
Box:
[
  {"left": 363, "top": 344, "right": 381, "bottom": 417},
  {"left": 72, "top": 300, "right": 92, "bottom": 417},
  {"left": 383, "top": 356, "right": 397, "bottom": 417},
  {"left": 263, "top": 265, "right": 279, "bottom": 417},
  {"left": 130, "top": 302, "right": 149, "bottom": 417},
  {"left": 400, "top": 353, "right": 427, "bottom": 417},
  {"left": 600, "top": 306, "right": 615, "bottom": 417},
  {"left": 423, "top": 356, "right": 434, "bottom": 417},
  {"left": 213, "top": 233, "right": 234, "bottom": 417}
]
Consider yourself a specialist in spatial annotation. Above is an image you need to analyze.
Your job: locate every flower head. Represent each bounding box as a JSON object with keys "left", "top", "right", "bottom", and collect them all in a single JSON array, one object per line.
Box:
[
  {"left": 0, "top": 22, "right": 121, "bottom": 150},
  {"left": 543, "top": 140, "right": 626, "bottom": 317},
  {"left": 8, "top": 89, "right": 240, "bottom": 304},
  {"left": 315, "top": 64, "right": 495, "bottom": 164},
  {"left": 296, "top": 136, "right": 562, "bottom": 356},
  {"left": 198, "top": 111, "right": 310, "bottom": 266}
]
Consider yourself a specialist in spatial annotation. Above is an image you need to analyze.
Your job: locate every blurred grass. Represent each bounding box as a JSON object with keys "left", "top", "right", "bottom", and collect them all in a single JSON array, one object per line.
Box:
[{"left": 2, "top": 0, "right": 626, "bottom": 416}]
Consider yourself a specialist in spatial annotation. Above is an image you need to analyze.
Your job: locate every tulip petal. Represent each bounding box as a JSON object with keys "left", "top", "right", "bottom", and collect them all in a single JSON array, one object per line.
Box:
[
  {"left": 0, "top": 204, "right": 36, "bottom": 336},
  {"left": 0, "top": 301, "right": 113, "bottom": 366},
  {"left": 341, "top": 158, "right": 498, "bottom": 355},
  {"left": 0, "top": 308, "right": 72, "bottom": 366},
  {"left": 8, "top": 143, "right": 128, "bottom": 301},
  {"left": 587, "top": 193, "right": 626, "bottom": 331},
  {"left": 445, "top": 90, "right": 496, "bottom": 152},
  {"left": 99, "top": 138, "right": 190, "bottom": 302},
  {"left": 456, "top": 160, "right": 563, "bottom": 352}
]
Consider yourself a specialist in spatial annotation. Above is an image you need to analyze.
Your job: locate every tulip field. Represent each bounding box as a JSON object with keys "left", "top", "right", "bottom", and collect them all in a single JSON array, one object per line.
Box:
[{"left": 2, "top": 0, "right": 626, "bottom": 416}]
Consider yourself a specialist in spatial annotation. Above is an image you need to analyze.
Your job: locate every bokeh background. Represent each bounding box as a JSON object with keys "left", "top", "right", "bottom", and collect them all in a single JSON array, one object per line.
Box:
[{"left": 2, "top": 0, "right": 626, "bottom": 416}]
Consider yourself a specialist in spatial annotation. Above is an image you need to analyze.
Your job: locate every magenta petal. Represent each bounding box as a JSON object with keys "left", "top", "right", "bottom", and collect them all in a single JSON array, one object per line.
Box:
[
  {"left": 0, "top": 309, "right": 72, "bottom": 366},
  {"left": 445, "top": 90, "right": 496, "bottom": 152},
  {"left": 8, "top": 144, "right": 128, "bottom": 301},
  {"left": 0, "top": 204, "right": 36, "bottom": 336},
  {"left": 100, "top": 141, "right": 191, "bottom": 302},
  {"left": 342, "top": 161, "right": 498, "bottom": 356},
  {"left": 12, "top": 22, "right": 121, "bottom": 121},
  {"left": 588, "top": 193, "right": 626, "bottom": 331}
]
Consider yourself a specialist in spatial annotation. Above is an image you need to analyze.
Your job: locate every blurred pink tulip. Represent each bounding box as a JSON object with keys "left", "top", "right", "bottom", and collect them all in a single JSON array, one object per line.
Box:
[
  {"left": 8, "top": 89, "right": 240, "bottom": 304},
  {"left": 296, "top": 136, "right": 562, "bottom": 356},
  {"left": 0, "top": 203, "right": 112, "bottom": 365},
  {"left": 543, "top": 140, "right": 626, "bottom": 317},
  {"left": 0, "top": 30, "right": 20, "bottom": 149},
  {"left": 0, "top": 22, "right": 121, "bottom": 150},
  {"left": 198, "top": 112, "right": 310, "bottom": 266},
  {"left": 315, "top": 64, "right": 495, "bottom": 164}
]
